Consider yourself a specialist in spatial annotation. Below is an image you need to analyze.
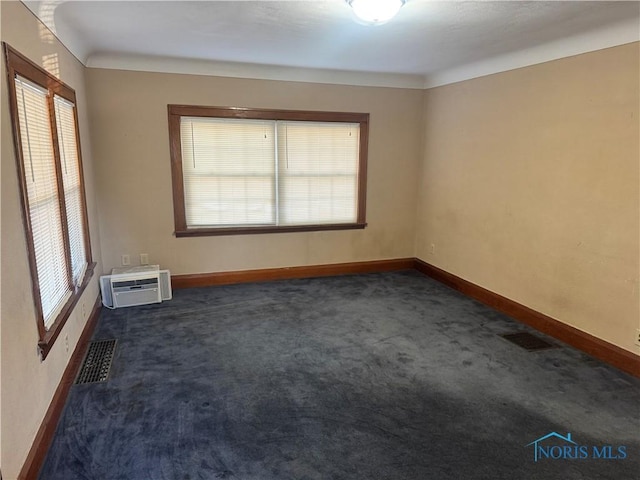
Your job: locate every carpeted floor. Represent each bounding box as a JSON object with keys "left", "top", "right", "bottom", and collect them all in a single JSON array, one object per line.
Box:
[{"left": 40, "top": 270, "right": 640, "bottom": 479}]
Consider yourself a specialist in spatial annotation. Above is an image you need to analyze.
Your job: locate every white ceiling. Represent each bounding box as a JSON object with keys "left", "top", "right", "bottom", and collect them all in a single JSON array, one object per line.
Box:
[{"left": 23, "top": 1, "right": 640, "bottom": 88}]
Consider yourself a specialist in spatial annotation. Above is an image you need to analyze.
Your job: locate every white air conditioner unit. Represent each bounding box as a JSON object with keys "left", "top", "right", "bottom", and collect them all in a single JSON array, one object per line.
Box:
[{"left": 100, "top": 265, "right": 172, "bottom": 309}]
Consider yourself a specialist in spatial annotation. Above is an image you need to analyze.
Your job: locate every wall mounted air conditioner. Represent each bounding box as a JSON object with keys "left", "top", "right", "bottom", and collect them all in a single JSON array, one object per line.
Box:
[{"left": 100, "top": 265, "right": 172, "bottom": 309}]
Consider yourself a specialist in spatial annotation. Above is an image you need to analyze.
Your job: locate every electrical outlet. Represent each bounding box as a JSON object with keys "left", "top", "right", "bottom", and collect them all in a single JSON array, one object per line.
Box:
[
  {"left": 65, "top": 334, "right": 69, "bottom": 353},
  {"left": 430, "top": 243, "right": 435, "bottom": 254},
  {"left": 81, "top": 302, "right": 86, "bottom": 318},
  {"left": 121, "top": 254, "right": 130, "bottom": 266},
  {"left": 635, "top": 329, "right": 640, "bottom": 347},
  {"left": 140, "top": 253, "right": 149, "bottom": 265}
]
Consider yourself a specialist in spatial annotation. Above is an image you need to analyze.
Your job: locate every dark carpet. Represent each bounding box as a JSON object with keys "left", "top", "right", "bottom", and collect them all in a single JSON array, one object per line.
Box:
[{"left": 40, "top": 270, "right": 640, "bottom": 479}]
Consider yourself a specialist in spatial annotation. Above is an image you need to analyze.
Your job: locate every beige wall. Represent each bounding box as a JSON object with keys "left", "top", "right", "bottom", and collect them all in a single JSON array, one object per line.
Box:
[
  {"left": 85, "top": 69, "right": 423, "bottom": 275},
  {"left": 0, "top": 2, "right": 103, "bottom": 478},
  {"left": 416, "top": 43, "right": 640, "bottom": 353}
]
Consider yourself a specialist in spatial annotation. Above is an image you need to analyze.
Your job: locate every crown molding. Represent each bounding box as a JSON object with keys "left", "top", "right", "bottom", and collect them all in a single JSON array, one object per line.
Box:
[
  {"left": 86, "top": 53, "right": 426, "bottom": 90},
  {"left": 423, "top": 17, "right": 640, "bottom": 89}
]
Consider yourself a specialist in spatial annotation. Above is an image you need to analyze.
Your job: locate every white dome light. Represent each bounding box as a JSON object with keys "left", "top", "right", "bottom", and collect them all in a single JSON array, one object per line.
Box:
[{"left": 348, "top": 0, "right": 405, "bottom": 25}]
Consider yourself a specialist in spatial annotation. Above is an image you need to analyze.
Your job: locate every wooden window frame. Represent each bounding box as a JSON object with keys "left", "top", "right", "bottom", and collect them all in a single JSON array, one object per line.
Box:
[
  {"left": 168, "top": 105, "right": 369, "bottom": 237},
  {"left": 4, "top": 44, "right": 95, "bottom": 359}
]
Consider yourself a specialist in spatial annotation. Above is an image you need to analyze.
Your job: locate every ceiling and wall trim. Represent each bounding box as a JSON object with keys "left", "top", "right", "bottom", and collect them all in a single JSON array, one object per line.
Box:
[
  {"left": 85, "top": 16, "right": 639, "bottom": 90},
  {"left": 423, "top": 17, "right": 640, "bottom": 88},
  {"left": 24, "top": 1, "right": 640, "bottom": 90}
]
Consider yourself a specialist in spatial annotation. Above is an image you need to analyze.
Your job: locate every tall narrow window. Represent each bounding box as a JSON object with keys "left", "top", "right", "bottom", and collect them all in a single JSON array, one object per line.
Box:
[
  {"left": 55, "top": 95, "right": 88, "bottom": 285},
  {"left": 169, "top": 106, "right": 369, "bottom": 236},
  {"left": 5, "top": 44, "right": 94, "bottom": 358},
  {"left": 15, "top": 77, "right": 70, "bottom": 326}
]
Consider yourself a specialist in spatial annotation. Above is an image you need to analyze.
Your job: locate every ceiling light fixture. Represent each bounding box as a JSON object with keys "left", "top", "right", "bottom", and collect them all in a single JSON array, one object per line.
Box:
[{"left": 347, "top": 0, "right": 406, "bottom": 25}]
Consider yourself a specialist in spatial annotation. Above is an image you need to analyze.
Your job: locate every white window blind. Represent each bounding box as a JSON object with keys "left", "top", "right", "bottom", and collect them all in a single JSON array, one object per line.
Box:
[
  {"left": 278, "top": 121, "right": 359, "bottom": 225},
  {"left": 181, "top": 117, "right": 275, "bottom": 227},
  {"left": 180, "top": 117, "right": 360, "bottom": 228},
  {"left": 54, "top": 95, "right": 87, "bottom": 286},
  {"left": 15, "top": 76, "right": 71, "bottom": 328}
]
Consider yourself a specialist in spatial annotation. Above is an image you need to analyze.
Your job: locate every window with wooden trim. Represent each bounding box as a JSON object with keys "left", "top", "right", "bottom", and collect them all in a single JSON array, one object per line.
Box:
[
  {"left": 168, "top": 105, "right": 369, "bottom": 236},
  {"left": 4, "top": 44, "right": 94, "bottom": 359}
]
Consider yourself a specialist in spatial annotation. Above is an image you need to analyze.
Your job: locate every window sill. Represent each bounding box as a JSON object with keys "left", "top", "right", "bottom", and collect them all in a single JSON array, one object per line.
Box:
[
  {"left": 38, "top": 262, "right": 97, "bottom": 360},
  {"left": 175, "top": 222, "right": 367, "bottom": 237}
]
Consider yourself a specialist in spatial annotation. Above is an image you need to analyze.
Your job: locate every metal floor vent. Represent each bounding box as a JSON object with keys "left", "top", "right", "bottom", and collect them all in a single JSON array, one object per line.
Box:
[
  {"left": 76, "top": 339, "right": 116, "bottom": 384},
  {"left": 500, "top": 332, "right": 557, "bottom": 351}
]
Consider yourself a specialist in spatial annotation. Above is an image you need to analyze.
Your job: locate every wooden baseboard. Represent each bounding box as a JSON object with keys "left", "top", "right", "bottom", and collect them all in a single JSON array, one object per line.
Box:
[
  {"left": 414, "top": 259, "right": 640, "bottom": 378},
  {"left": 18, "top": 296, "right": 102, "bottom": 480},
  {"left": 171, "top": 258, "right": 415, "bottom": 289}
]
